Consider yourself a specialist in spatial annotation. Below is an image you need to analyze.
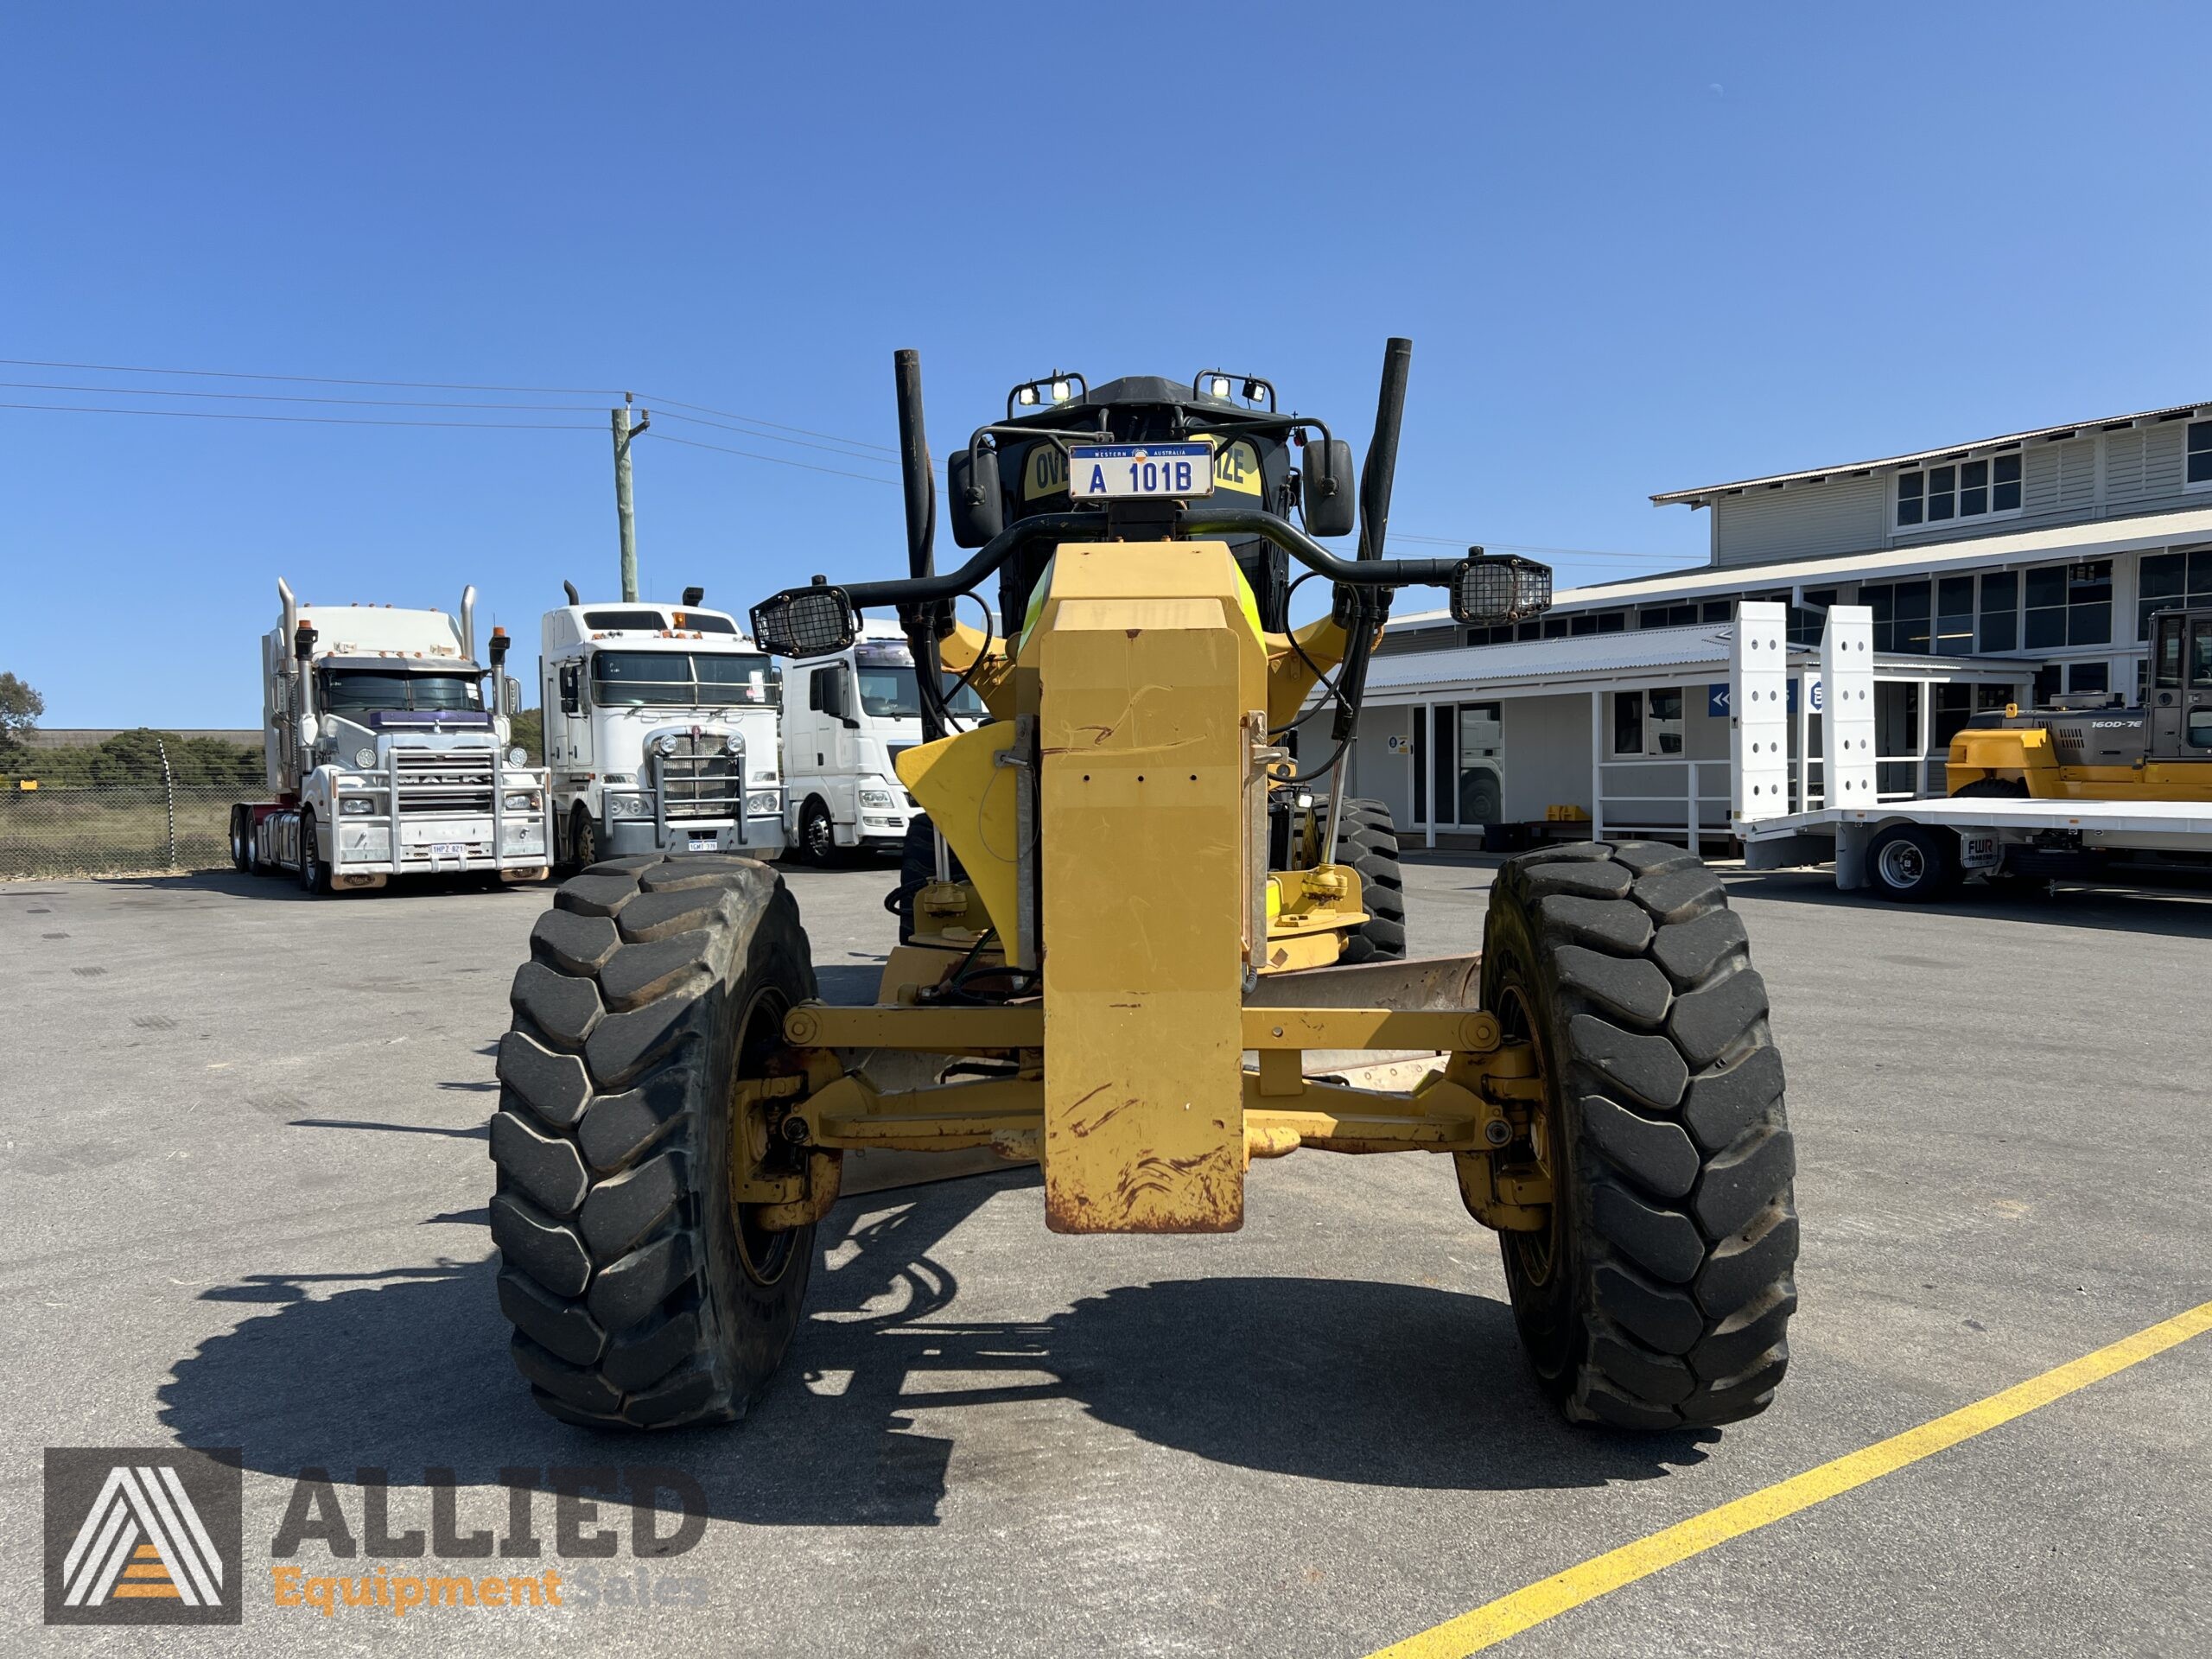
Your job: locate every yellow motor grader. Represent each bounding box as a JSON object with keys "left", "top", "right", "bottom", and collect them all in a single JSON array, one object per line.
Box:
[{"left": 486, "top": 340, "right": 1799, "bottom": 1433}]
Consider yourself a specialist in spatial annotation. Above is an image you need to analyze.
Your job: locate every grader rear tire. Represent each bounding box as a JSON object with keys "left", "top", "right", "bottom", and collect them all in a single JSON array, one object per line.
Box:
[
  {"left": 1336, "top": 798, "right": 1408, "bottom": 964},
  {"left": 1479, "top": 841, "right": 1798, "bottom": 1429},
  {"left": 490, "top": 855, "right": 817, "bottom": 1428}
]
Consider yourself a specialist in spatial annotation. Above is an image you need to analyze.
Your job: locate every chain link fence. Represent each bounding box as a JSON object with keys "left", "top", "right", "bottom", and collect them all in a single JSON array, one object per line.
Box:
[{"left": 0, "top": 775, "right": 262, "bottom": 880}]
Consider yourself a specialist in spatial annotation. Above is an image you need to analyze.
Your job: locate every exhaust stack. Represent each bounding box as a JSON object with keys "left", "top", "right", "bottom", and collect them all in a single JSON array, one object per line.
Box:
[{"left": 460, "top": 585, "right": 478, "bottom": 663}]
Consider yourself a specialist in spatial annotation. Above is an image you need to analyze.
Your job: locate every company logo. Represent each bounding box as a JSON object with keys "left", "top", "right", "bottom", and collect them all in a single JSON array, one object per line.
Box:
[{"left": 45, "top": 1448, "right": 243, "bottom": 1626}]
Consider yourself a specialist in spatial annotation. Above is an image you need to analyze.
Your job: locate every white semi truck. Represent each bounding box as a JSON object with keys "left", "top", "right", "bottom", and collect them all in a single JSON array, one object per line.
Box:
[
  {"left": 779, "top": 622, "right": 985, "bottom": 864},
  {"left": 538, "top": 585, "right": 787, "bottom": 868},
  {"left": 231, "top": 579, "right": 551, "bottom": 893}
]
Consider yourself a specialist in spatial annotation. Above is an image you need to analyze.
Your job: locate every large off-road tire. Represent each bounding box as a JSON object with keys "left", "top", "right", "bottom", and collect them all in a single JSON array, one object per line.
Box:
[
  {"left": 1337, "top": 798, "right": 1407, "bottom": 964},
  {"left": 490, "top": 854, "right": 819, "bottom": 1428},
  {"left": 298, "top": 810, "right": 332, "bottom": 895},
  {"left": 1479, "top": 841, "right": 1797, "bottom": 1429}
]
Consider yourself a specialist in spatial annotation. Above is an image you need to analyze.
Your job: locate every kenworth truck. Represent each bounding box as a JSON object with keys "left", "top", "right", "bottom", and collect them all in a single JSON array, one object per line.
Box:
[
  {"left": 781, "top": 621, "right": 984, "bottom": 863},
  {"left": 230, "top": 580, "right": 550, "bottom": 893},
  {"left": 538, "top": 584, "right": 787, "bottom": 869}
]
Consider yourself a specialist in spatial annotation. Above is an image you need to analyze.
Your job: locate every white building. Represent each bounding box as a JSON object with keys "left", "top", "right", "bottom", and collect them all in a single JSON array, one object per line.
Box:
[{"left": 1344, "top": 399, "right": 2212, "bottom": 847}]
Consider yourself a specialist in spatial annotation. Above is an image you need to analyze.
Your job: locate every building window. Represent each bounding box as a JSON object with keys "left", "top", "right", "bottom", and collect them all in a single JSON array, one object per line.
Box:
[
  {"left": 1638, "top": 603, "right": 1700, "bottom": 629},
  {"left": 1568, "top": 610, "right": 1629, "bottom": 636},
  {"left": 1703, "top": 599, "right": 1733, "bottom": 623},
  {"left": 1465, "top": 624, "right": 1517, "bottom": 646},
  {"left": 2024, "top": 561, "right": 2111, "bottom": 650},
  {"left": 1788, "top": 588, "right": 1839, "bottom": 646},
  {"left": 1611, "top": 688, "right": 1685, "bottom": 757},
  {"left": 1862, "top": 580, "right": 1931, "bottom": 652},
  {"left": 1895, "top": 451, "right": 2022, "bottom": 528},
  {"left": 1541, "top": 616, "right": 1569, "bottom": 639},
  {"left": 1978, "top": 571, "right": 2018, "bottom": 652},
  {"left": 2067, "top": 662, "right": 2109, "bottom": 696},
  {"left": 1935, "top": 575, "right": 1975, "bottom": 656},
  {"left": 2137, "top": 549, "right": 2212, "bottom": 638},
  {"left": 2190, "top": 420, "right": 2212, "bottom": 488}
]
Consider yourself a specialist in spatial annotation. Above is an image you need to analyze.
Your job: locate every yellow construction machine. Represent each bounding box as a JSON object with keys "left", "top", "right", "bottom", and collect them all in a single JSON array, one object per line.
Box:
[{"left": 486, "top": 340, "right": 1799, "bottom": 1433}]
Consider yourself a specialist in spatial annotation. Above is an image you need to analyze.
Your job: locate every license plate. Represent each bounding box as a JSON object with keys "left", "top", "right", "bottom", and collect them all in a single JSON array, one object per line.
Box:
[
  {"left": 688, "top": 836, "right": 717, "bottom": 852},
  {"left": 1957, "top": 831, "right": 1999, "bottom": 869},
  {"left": 1067, "top": 442, "right": 1214, "bottom": 499},
  {"left": 431, "top": 842, "right": 463, "bottom": 859}
]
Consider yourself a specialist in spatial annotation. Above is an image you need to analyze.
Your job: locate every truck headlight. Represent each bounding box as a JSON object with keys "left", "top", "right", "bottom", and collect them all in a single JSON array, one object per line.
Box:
[
  {"left": 340, "top": 796, "right": 376, "bottom": 817},
  {"left": 608, "top": 796, "right": 650, "bottom": 819},
  {"left": 747, "top": 790, "right": 780, "bottom": 817},
  {"left": 503, "top": 791, "right": 539, "bottom": 811},
  {"left": 353, "top": 747, "right": 377, "bottom": 769},
  {"left": 859, "top": 789, "right": 895, "bottom": 808}
]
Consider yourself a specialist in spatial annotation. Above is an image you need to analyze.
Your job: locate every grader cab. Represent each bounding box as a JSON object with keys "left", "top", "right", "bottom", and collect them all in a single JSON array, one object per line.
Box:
[{"left": 486, "top": 340, "right": 1800, "bottom": 1434}]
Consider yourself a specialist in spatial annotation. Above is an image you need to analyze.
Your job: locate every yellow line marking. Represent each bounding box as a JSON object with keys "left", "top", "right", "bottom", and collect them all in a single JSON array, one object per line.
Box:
[{"left": 1368, "top": 1298, "right": 2212, "bottom": 1659}]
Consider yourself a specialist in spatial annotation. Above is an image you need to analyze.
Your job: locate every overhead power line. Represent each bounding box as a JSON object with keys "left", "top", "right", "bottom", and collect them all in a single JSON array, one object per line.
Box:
[
  {"left": 652, "top": 407, "right": 899, "bottom": 467},
  {"left": 0, "top": 356, "right": 625, "bottom": 397},
  {"left": 651, "top": 429, "right": 898, "bottom": 484},
  {"left": 0, "top": 379, "right": 605, "bottom": 413},
  {"left": 0, "top": 401, "right": 600, "bottom": 430},
  {"left": 643, "top": 393, "right": 899, "bottom": 458}
]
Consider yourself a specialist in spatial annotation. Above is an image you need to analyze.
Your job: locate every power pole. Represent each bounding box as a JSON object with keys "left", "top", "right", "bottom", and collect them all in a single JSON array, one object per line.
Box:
[{"left": 613, "top": 393, "right": 651, "bottom": 601}]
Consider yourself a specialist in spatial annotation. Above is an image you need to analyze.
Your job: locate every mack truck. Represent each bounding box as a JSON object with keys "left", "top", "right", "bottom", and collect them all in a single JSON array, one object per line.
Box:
[
  {"left": 781, "top": 620, "right": 985, "bottom": 864},
  {"left": 538, "top": 583, "right": 788, "bottom": 869},
  {"left": 229, "top": 580, "right": 551, "bottom": 893}
]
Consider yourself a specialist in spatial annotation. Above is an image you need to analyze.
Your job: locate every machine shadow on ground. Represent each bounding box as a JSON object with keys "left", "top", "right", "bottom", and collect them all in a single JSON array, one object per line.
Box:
[{"left": 158, "top": 1170, "right": 1714, "bottom": 1528}]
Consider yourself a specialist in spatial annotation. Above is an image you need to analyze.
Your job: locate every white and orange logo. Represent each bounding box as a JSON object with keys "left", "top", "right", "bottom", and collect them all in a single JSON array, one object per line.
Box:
[{"left": 44, "top": 1447, "right": 242, "bottom": 1626}]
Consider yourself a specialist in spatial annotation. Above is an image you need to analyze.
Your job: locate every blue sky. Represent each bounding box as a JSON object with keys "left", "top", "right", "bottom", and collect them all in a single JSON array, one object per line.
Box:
[{"left": 5, "top": 4, "right": 2208, "bottom": 726}]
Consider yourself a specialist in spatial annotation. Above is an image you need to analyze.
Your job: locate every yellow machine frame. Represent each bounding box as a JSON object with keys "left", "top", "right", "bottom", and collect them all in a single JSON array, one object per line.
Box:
[
  {"left": 736, "top": 539, "right": 1549, "bottom": 1237},
  {"left": 1948, "top": 721, "right": 2212, "bottom": 803}
]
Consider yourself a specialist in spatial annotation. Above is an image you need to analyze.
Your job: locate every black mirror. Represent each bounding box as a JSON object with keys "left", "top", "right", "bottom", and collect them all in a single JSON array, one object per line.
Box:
[
  {"left": 1301, "top": 438, "right": 1357, "bottom": 537},
  {"left": 557, "top": 662, "right": 580, "bottom": 715},
  {"left": 948, "top": 447, "right": 1004, "bottom": 549}
]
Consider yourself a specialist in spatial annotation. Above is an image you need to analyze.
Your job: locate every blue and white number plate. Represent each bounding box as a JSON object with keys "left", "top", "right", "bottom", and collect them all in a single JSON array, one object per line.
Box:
[{"left": 1067, "top": 442, "right": 1215, "bottom": 499}]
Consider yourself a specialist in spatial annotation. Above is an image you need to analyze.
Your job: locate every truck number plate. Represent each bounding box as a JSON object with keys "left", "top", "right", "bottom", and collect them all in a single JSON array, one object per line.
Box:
[
  {"left": 688, "top": 835, "right": 717, "bottom": 851},
  {"left": 1957, "top": 831, "right": 1999, "bottom": 869},
  {"left": 1067, "top": 443, "right": 1215, "bottom": 499},
  {"left": 431, "top": 842, "right": 463, "bottom": 859}
]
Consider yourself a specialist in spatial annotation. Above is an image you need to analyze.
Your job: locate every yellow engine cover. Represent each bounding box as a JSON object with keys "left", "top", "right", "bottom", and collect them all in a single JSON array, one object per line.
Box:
[{"left": 1031, "top": 541, "right": 1268, "bottom": 1233}]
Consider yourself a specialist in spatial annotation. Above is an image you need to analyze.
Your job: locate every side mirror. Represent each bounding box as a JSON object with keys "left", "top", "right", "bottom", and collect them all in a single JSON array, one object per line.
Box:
[
  {"left": 1301, "top": 439, "right": 1357, "bottom": 538},
  {"left": 557, "top": 662, "right": 581, "bottom": 715},
  {"left": 833, "top": 667, "right": 861, "bottom": 728},
  {"left": 948, "top": 448, "right": 1005, "bottom": 549}
]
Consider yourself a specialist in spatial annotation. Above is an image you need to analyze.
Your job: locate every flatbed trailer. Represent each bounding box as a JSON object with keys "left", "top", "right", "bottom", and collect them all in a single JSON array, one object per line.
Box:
[{"left": 1729, "top": 601, "right": 2212, "bottom": 897}]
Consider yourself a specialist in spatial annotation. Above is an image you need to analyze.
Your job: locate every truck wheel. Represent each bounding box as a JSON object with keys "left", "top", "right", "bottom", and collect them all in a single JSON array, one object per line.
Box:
[
  {"left": 1868, "top": 824, "right": 1955, "bottom": 901},
  {"left": 298, "top": 810, "right": 332, "bottom": 895},
  {"left": 491, "top": 855, "right": 819, "bottom": 1427},
  {"left": 229, "top": 805, "right": 253, "bottom": 874},
  {"left": 1336, "top": 798, "right": 1407, "bottom": 964},
  {"left": 797, "top": 798, "right": 839, "bottom": 868},
  {"left": 567, "top": 805, "right": 601, "bottom": 876},
  {"left": 1478, "top": 842, "right": 1798, "bottom": 1429}
]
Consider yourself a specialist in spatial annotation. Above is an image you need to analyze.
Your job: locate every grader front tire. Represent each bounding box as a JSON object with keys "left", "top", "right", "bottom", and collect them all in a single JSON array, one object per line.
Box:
[
  {"left": 1479, "top": 842, "right": 1798, "bottom": 1430},
  {"left": 490, "top": 855, "right": 818, "bottom": 1428}
]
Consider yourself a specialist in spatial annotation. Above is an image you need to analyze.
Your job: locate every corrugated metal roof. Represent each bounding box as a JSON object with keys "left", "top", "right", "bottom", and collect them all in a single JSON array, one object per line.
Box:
[
  {"left": 1652, "top": 400, "right": 2209, "bottom": 505},
  {"left": 1389, "top": 502, "right": 2212, "bottom": 630}
]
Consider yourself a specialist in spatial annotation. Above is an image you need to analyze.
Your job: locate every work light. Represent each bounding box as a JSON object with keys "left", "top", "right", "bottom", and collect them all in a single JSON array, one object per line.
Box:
[
  {"left": 751, "top": 582, "right": 859, "bottom": 658},
  {"left": 1450, "top": 551, "right": 1554, "bottom": 626}
]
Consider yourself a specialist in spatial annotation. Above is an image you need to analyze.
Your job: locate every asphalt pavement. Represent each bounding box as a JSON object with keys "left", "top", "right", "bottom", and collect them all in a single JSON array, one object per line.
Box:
[{"left": 3, "top": 854, "right": 2208, "bottom": 1656}]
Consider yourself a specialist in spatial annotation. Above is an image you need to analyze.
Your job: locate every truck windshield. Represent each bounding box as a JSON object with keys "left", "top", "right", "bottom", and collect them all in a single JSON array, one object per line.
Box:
[
  {"left": 320, "top": 670, "right": 484, "bottom": 713},
  {"left": 593, "top": 651, "right": 781, "bottom": 707},
  {"left": 856, "top": 666, "right": 986, "bottom": 719}
]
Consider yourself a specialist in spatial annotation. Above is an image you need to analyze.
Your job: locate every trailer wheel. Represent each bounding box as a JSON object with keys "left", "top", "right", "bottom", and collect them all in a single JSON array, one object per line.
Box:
[
  {"left": 229, "top": 805, "right": 253, "bottom": 874},
  {"left": 1336, "top": 798, "right": 1407, "bottom": 964},
  {"left": 298, "top": 810, "right": 332, "bottom": 895},
  {"left": 1868, "top": 823, "right": 1955, "bottom": 901},
  {"left": 1478, "top": 842, "right": 1798, "bottom": 1429}
]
